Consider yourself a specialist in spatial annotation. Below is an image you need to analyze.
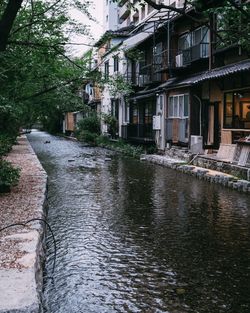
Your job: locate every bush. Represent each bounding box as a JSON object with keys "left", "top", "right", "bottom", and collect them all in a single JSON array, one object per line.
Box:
[
  {"left": 0, "top": 102, "right": 20, "bottom": 138},
  {"left": 0, "top": 160, "right": 20, "bottom": 192},
  {"left": 75, "top": 114, "right": 101, "bottom": 144},
  {"left": 146, "top": 144, "right": 157, "bottom": 154},
  {"left": 77, "top": 130, "right": 98, "bottom": 144},
  {"left": 77, "top": 115, "right": 100, "bottom": 134},
  {"left": 102, "top": 114, "right": 118, "bottom": 138},
  {"left": 95, "top": 135, "right": 110, "bottom": 146},
  {"left": 96, "top": 137, "right": 144, "bottom": 158},
  {"left": 0, "top": 134, "right": 16, "bottom": 157}
]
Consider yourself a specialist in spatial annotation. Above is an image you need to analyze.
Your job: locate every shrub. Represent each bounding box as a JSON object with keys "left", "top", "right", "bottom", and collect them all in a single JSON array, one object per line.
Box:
[
  {"left": 0, "top": 134, "right": 16, "bottom": 157},
  {"left": 77, "top": 115, "right": 100, "bottom": 134},
  {"left": 95, "top": 135, "right": 110, "bottom": 146},
  {"left": 0, "top": 160, "right": 20, "bottom": 193},
  {"left": 77, "top": 130, "right": 98, "bottom": 144},
  {"left": 102, "top": 114, "right": 118, "bottom": 138},
  {"left": 146, "top": 145, "right": 157, "bottom": 154}
]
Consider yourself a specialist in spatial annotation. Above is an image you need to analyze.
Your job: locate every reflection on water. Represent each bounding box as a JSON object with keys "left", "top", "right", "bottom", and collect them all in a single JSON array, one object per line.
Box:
[{"left": 28, "top": 131, "right": 250, "bottom": 313}]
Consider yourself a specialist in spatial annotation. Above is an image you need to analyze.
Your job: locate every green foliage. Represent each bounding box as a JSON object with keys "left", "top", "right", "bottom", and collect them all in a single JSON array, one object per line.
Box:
[
  {"left": 76, "top": 114, "right": 100, "bottom": 144},
  {"left": 0, "top": 159, "right": 20, "bottom": 192},
  {"left": 96, "top": 137, "right": 144, "bottom": 158},
  {"left": 0, "top": 134, "right": 15, "bottom": 157},
  {"left": 77, "top": 115, "right": 101, "bottom": 134},
  {"left": 77, "top": 130, "right": 99, "bottom": 144},
  {"left": 107, "top": 74, "right": 133, "bottom": 98},
  {"left": 0, "top": 98, "right": 20, "bottom": 137},
  {"left": 126, "top": 48, "right": 144, "bottom": 61},
  {"left": 145, "top": 144, "right": 157, "bottom": 154},
  {"left": 213, "top": 5, "right": 250, "bottom": 50},
  {"left": 95, "top": 135, "right": 110, "bottom": 146},
  {"left": 102, "top": 113, "right": 118, "bottom": 138},
  {"left": 0, "top": 0, "right": 93, "bottom": 134}
]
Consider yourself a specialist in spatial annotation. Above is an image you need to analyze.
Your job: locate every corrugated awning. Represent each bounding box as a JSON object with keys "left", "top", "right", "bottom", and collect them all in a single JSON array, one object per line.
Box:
[
  {"left": 122, "top": 23, "right": 155, "bottom": 51},
  {"left": 129, "top": 87, "right": 159, "bottom": 101},
  {"left": 159, "top": 59, "right": 250, "bottom": 90},
  {"left": 123, "top": 9, "right": 171, "bottom": 51}
]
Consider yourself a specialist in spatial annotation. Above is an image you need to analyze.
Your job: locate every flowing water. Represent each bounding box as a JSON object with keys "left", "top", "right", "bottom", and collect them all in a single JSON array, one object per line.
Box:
[{"left": 28, "top": 130, "right": 250, "bottom": 313}]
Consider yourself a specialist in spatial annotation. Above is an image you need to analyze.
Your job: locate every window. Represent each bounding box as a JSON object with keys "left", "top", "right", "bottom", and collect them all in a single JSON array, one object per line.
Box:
[
  {"left": 224, "top": 93, "right": 233, "bottom": 128},
  {"left": 111, "top": 99, "right": 119, "bottom": 120},
  {"left": 224, "top": 91, "right": 250, "bottom": 129},
  {"left": 178, "top": 33, "right": 191, "bottom": 51},
  {"left": 179, "top": 27, "right": 209, "bottom": 50},
  {"left": 168, "top": 95, "right": 189, "bottom": 118},
  {"left": 113, "top": 55, "right": 119, "bottom": 72},
  {"left": 104, "top": 61, "right": 109, "bottom": 79}
]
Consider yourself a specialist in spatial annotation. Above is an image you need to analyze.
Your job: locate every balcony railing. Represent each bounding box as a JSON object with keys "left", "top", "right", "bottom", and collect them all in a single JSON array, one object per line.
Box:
[
  {"left": 139, "top": 62, "right": 162, "bottom": 86},
  {"left": 119, "top": 3, "right": 130, "bottom": 20},
  {"left": 175, "top": 43, "right": 209, "bottom": 68}
]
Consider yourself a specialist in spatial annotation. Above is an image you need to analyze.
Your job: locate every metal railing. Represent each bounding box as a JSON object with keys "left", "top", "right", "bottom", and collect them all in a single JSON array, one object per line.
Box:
[{"left": 176, "top": 42, "right": 209, "bottom": 67}]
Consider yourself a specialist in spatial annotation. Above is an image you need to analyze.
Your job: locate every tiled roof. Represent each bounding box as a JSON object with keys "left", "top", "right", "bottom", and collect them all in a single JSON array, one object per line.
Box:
[
  {"left": 94, "top": 25, "right": 135, "bottom": 47},
  {"left": 160, "top": 59, "right": 250, "bottom": 89}
]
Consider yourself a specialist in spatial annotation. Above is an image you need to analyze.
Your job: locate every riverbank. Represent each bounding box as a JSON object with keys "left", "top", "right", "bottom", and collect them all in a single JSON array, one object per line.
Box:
[
  {"left": 0, "top": 135, "right": 47, "bottom": 313},
  {"left": 65, "top": 134, "right": 250, "bottom": 193},
  {"left": 142, "top": 154, "right": 250, "bottom": 194}
]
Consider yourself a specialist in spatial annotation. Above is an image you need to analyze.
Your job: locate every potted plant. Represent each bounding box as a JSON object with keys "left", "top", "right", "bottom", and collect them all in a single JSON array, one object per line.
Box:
[{"left": 0, "top": 159, "right": 20, "bottom": 193}]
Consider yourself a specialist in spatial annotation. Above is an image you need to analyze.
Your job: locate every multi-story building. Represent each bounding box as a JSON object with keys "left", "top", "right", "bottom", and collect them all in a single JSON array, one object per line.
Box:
[{"left": 91, "top": 1, "right": 250, "bottom": 167}]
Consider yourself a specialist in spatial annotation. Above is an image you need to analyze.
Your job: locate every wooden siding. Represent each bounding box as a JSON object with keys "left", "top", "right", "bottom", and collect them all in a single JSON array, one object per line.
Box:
[{"left": 65, "top": 113, "right": 75, "bottom": 132}]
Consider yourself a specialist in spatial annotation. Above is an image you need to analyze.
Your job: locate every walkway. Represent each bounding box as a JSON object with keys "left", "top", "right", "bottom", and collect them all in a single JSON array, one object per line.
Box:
[{"left": 0, "top": 135, "right": 47, "bottom": 313}]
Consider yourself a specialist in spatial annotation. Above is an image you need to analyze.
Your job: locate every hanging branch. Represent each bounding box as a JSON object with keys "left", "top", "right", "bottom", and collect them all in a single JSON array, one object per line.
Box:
[{"left": 0, "top": 0, "right": 24, "bottom": 51}]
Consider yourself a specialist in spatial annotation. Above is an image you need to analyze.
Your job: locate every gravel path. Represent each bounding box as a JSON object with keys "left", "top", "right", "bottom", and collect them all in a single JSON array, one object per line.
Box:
[{"left": 0, "top": 135, "right": 47, "bottom": 313}]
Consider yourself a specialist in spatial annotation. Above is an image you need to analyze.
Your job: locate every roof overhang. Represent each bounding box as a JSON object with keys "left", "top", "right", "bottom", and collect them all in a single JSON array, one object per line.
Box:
[{"left": 159, "top": 59, "right": 250, "bottom": 90}]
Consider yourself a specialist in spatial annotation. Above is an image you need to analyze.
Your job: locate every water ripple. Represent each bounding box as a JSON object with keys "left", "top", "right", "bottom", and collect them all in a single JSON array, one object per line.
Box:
[{"left": 28, "top": 131, "right": 250, "bottom": 313}]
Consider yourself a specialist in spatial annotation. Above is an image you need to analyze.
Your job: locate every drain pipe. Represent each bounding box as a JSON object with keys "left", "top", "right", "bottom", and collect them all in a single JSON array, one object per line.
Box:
[{"left": 193, "top": 94, "right": 202, "bottom": 136}]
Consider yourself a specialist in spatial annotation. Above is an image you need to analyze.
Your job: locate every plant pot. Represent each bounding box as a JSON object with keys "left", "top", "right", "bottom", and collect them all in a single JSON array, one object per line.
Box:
[{"left": 0, "top": 184, "right": 11, "bottom": 193}]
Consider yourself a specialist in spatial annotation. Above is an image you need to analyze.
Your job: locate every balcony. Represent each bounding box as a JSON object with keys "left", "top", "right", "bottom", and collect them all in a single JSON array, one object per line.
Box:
[
  {"left": 118, "top": 0, "right": 128, "bottom": 6},
  {"left": 119, "top": 3, "right": 130, "bottom": 21},
  {"left": 139, "top": 62, "right": 162, "bottom": 86},
  {"left": 175, "top": 43, "right": 209, "bottom": 68},
  {"left": 123, "top": 71, "right": 138, "bottom": 86},
  {"left": 121, "top": 124, "right": 154, "bottom": 142}
]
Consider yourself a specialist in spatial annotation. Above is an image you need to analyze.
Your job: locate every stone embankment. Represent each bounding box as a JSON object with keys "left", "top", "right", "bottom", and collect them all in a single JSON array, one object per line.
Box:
[
  {"left": 0, "top": 136, "right": 47, "bottom": 313},
  {"left": 142, "top": 154, "right": 250, "bottom": 194}
]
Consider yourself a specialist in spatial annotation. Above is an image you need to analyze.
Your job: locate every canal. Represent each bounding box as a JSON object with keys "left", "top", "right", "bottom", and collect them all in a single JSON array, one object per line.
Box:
[{"left": 28, "top": 130, "right": 250, "bottom": 313}]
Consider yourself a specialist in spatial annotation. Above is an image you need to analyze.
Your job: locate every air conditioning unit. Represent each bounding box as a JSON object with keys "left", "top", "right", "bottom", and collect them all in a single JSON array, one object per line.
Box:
[
  {"left": 176, "top": 0, "right": 185, "bottom": 8},
  {"left": 190, "top": 135, "right": 204, "bottom": 154},
  {"left": 175, "top": 53, "right": 183, "bottom": 67}
]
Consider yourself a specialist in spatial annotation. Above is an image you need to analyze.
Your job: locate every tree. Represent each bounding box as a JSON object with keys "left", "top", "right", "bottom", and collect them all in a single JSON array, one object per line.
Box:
[
  {"left": 115, "top": 0, "right": 250, "bottom": 50},
  {"left": 0, "top": 0, "right": 94, "bottom": 133}
]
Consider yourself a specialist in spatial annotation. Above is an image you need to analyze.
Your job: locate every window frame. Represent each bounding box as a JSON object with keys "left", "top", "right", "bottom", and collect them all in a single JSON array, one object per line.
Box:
[
  {"left": 113, "top": 55, "right": 119, "bottom": 73},
  {"left": 168, "top": 94, "right": 189, "bottom": 118},
  {"left": 104, "top": 61, "right": 109, "bottom": 79}
]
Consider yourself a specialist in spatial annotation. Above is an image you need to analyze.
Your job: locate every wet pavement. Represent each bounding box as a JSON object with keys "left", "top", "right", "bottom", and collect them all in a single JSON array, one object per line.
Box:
[{"left": 28, "top": 130, "right": 250, "bottom": 313}]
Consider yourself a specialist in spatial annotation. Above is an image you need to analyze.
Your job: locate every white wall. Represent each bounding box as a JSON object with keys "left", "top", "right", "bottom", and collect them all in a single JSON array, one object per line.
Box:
[
  {"left": 104, "top": 0, "right": 119, "bottom": 31},
  {"left": 99, "top": 43, "right": 129, "bottom": 136}
]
